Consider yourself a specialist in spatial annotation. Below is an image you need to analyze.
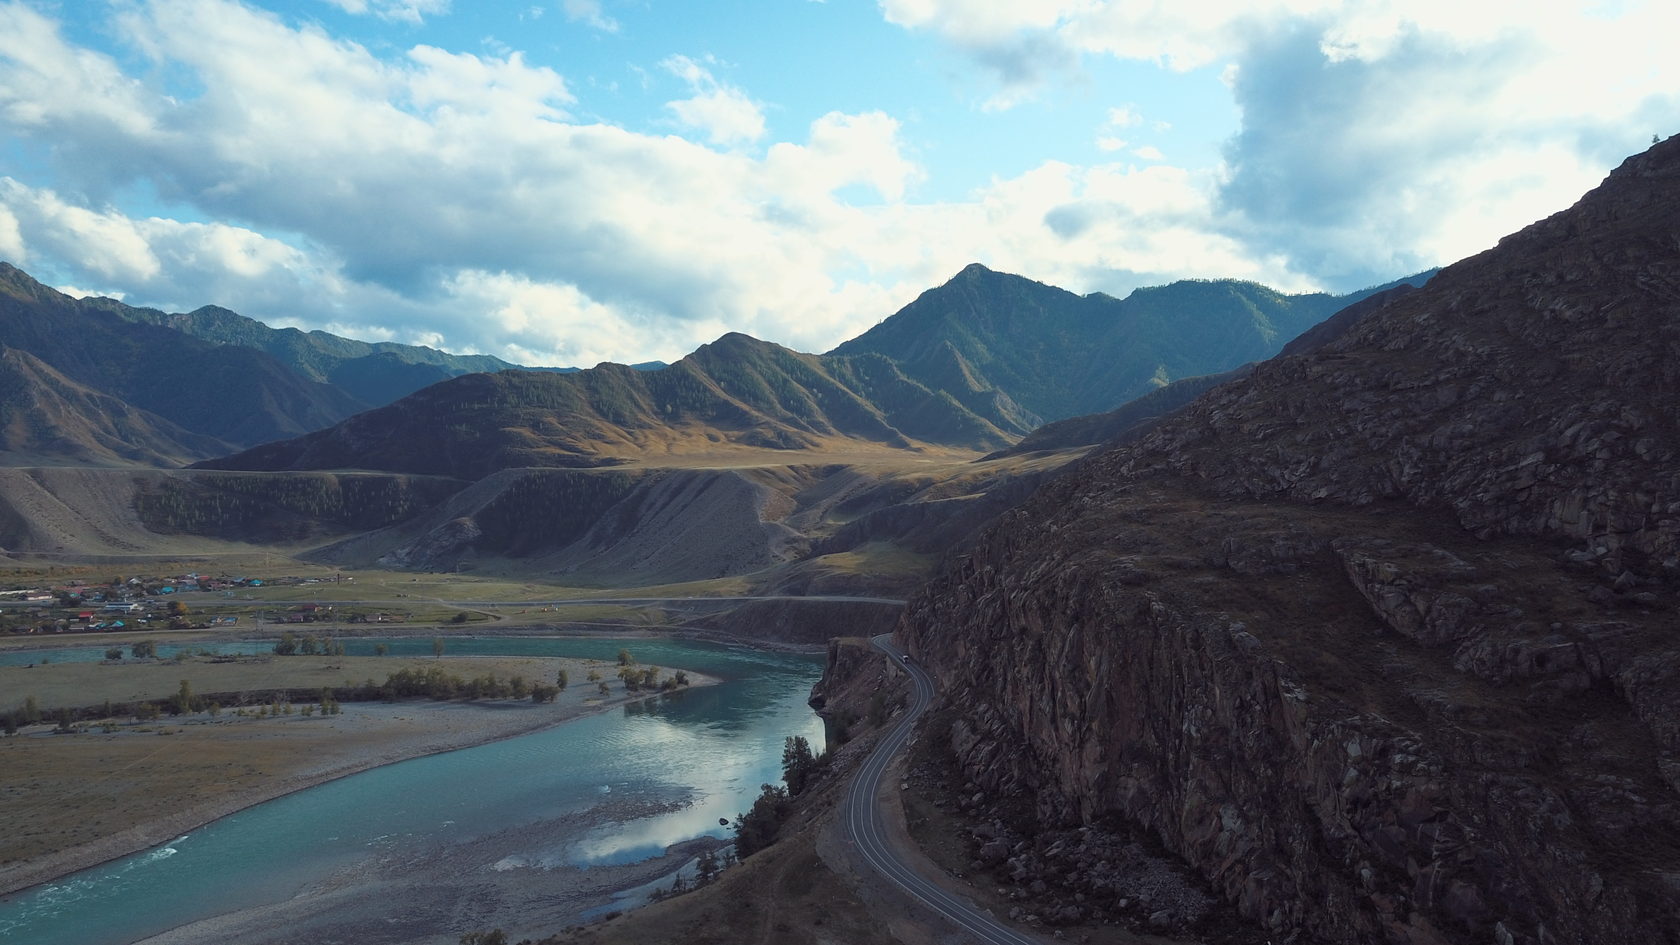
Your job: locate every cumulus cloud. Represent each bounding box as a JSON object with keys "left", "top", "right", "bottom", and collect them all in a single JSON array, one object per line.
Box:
[
  {"left": 2, "top": 0, "right": 1666, "bottom": 372},
  {"left": 2, "top": 1, "right": 965, "bottom": 361},
  {"left": 766, "top": 111, "right": 921, "bottom": 202},
  {"left": 1213, "top": 7, "right": 1674, "bottom": 286},
  {"left": 0, "top": 176, "right": 345, "bottom": 319},
  {"left": 661, "top": 55, "right": 766, "bottom": 147},
  {"left": 882, "top": 0, "right": 1679, "bottom": 290}
]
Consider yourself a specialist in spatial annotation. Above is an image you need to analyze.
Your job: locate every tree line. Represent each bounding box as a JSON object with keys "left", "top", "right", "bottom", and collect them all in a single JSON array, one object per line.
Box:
[{"left": 732, "top": 735, "right": 829, "bottom": 859}]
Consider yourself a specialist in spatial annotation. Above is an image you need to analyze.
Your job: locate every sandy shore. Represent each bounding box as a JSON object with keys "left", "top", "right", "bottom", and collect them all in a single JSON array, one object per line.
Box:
[
  {"left": 129, "top": 813, "right": 727, "bottom": 945},
  {"left": 0, "top": 668, "right": 717, "bottom": 899}
]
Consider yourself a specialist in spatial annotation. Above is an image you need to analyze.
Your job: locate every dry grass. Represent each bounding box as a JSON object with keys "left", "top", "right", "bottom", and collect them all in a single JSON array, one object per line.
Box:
[
  {"left": 800, "top": 542, "right": 934, "bottom": 579},
  {"left": 1, "top": 714, "right": 365, "bottom": 870},
  {"left": 0, "top": 653, "right": 707, "bottom": 893},
  {"left": 0, "top": 653, "right": 600, "bottom": 712}
]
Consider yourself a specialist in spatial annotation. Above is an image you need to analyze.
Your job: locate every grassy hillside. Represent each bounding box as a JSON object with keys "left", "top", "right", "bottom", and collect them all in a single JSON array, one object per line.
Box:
[
  {"left": 0, "top": 348, "right": 233, "bottom": 466},
  {"left": 196, "top": 334, "right": 1014, "bottom": 478}
]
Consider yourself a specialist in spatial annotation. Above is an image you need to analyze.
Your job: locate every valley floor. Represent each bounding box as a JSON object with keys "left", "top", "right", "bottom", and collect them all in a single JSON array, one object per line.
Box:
[{"left": 0, "top": 659, "right": 718, "bottom": 898}]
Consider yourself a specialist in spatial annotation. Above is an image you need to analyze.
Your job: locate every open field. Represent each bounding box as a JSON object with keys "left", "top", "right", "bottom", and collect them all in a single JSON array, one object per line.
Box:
[
  {"left": 0, "top": 563, "right": 767, "bottom": 646},
  {"left": 0, "top": 653, "right": 615, "bottom": 712},
  {"left": 0, "top": 550, "right": 914, "bottom": 658}
]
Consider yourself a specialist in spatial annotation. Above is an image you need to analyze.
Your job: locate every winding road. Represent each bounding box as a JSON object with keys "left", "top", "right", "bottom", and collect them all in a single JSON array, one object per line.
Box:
[{"left": 842, "top": 633, "right": 1042, "bottom": 945}]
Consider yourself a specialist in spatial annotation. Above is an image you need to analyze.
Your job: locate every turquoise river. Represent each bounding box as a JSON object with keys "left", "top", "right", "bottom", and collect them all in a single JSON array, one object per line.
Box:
[{"left": 0, "top": 635, "right": 827, "bottom": 944}]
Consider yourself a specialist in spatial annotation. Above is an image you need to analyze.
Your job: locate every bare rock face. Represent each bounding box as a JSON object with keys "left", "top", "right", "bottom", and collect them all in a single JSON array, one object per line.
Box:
[
  {"left": 895, "top": 139, "right": 1680, "bottom": 945},
  {"left": 1123, "top": 141, "right": 1680, "bottom": 575}
]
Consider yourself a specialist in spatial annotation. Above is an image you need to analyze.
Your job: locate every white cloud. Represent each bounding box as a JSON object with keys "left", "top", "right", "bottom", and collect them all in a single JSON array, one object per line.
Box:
[
  {"left": 1095, "top": 105, "right": 1140, "bottom": 152},
  {"left": 0, "top": 177, "right": 328, "bottom": 310},
  {"left": 1, "top": 179, "right": 161, "bottom": 282},
  {"left": 0, "top": 202, "right": 24, "bottom": 263},
  {"left": 445, "top": 270, "right": 710, "bottom": 366},
  {"left": 0, "top": 4, "right": 155, "bottom": 139},
  {"left": 1106, "top": 105, "right": 1141, "bottom": 128},
  {"left": 661, "top": 55, "right": 766, "bottom": 147},
  {"left": 561, "top": 0, "right": 617, "bottom": 32},
  {"left": 766, "top": 111, "right": 921, "bottom": 202},
  {"left": 406, "top": 45, "right": 574, "bottom": 123},
  {"left": 322, "top": 0, "right": 449, "bottom": 25},
  {"left": 2, "top": 0, "right": 1669, "bottom": 374},
  {"left": 880, "top": 0, "right": 1680, "bottom": 289},
  {"left": 55, "top": 284, "right": 126, "bottom": 300}
]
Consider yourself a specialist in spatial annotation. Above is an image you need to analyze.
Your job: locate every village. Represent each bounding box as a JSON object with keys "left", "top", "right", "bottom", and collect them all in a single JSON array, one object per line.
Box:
[{"left": 0, "top": 572, "right": 398, "bottom": 635}]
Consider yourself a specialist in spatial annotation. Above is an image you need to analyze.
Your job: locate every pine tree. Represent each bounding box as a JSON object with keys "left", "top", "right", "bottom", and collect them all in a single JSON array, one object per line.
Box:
[{"left": 781, "top": 735, "right": 820, "bottom": 795}]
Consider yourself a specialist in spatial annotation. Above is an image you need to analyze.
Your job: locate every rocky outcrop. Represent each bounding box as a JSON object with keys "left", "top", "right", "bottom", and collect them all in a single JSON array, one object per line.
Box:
[
  {"left": 896, "top": 139, "right": 1680, "bottom": 945},
  {"left": 808, "top": 637, "right": 906, "bottom": 742}
]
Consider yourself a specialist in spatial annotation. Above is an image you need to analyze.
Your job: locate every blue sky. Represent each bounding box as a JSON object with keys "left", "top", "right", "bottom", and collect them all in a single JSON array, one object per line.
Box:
[{"left": 0, "top": 1, "right": 1674, "bottom": 366}]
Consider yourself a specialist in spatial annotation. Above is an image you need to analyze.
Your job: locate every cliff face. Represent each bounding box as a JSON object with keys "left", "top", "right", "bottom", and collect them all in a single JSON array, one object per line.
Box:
[{"left": 898, "top": 139, "right": 1680, "bottom": 945}]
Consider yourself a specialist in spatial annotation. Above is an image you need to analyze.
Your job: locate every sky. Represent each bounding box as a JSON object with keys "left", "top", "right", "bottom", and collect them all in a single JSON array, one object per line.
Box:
[{"left": 0, "top": 1, "right": 1674, "bottom": 367}]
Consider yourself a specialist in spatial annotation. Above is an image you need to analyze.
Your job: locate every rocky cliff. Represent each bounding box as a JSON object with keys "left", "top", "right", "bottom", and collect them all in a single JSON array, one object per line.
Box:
[{"left": 895, "top": 139, "right": 1680, "bottom": 945}]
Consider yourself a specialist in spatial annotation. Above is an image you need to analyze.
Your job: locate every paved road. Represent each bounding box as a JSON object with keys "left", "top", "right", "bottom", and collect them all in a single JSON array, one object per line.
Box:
[{"left": 842, "top": 633, "right": 1041, "bottom": 945}]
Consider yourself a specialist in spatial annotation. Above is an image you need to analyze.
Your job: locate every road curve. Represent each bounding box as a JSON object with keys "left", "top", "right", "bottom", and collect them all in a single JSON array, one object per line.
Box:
[{"left": 842, "top": 633, "right": 1042, "bottom": 945}]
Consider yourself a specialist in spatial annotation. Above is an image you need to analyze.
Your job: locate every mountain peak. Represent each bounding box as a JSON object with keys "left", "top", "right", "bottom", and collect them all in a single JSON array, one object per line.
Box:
[
  {"left": 0, "top": 261, "right": 64, "bottom": 303},
  {"left": 695, "top": 331, "right": 777, "bottom": 356},
  {"left": 712, "top": 330, "right": 762, "bottom": 345}
]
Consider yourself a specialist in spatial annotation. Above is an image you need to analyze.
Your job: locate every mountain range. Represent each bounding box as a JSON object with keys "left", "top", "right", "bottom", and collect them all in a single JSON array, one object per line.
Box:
[
  {"left": 0, "top": 255, "right": 1416, "bottom": 588},
  {"left": 0, "top": 258, "right": 1418, "bottom": 472},
  {"left": 0, "top": 264, "right": 665, "bottom": 463},
  {"left": 0, "top": 241, "right": 1444, "bottom": 602},
  {"left": 832, "top": 264, "right": 1427, "bottom": 429}
]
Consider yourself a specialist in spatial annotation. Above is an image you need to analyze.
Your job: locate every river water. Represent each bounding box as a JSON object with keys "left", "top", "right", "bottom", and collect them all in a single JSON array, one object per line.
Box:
[{"left": 0, "top": 636, "right": 825, "bottom": 945}]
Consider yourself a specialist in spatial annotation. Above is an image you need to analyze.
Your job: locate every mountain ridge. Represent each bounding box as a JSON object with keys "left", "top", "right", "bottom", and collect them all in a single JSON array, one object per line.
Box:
[
  {"left": 0, "top": 346, "right": 234, "bottom": 467},
  {"left": 193, "top": 332, "right": 1017, "bottom": 478},
  {"left": 0, "top": 264, "right": 366, "bottom": 452},
  {"left": 831, "top": 263, "right": 1429, "bottom": 427},
  {"left": 98, "top": 300, "right": 666, "bottom": 404},
  {"left": 892, "top": 137, "right": 1680, "bottom": 944}
]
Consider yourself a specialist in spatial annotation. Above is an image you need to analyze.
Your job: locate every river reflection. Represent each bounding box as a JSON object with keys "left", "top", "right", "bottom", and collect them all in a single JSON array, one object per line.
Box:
[{"left": 0, "top": 637, "right": 825, "bottom": 945}]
